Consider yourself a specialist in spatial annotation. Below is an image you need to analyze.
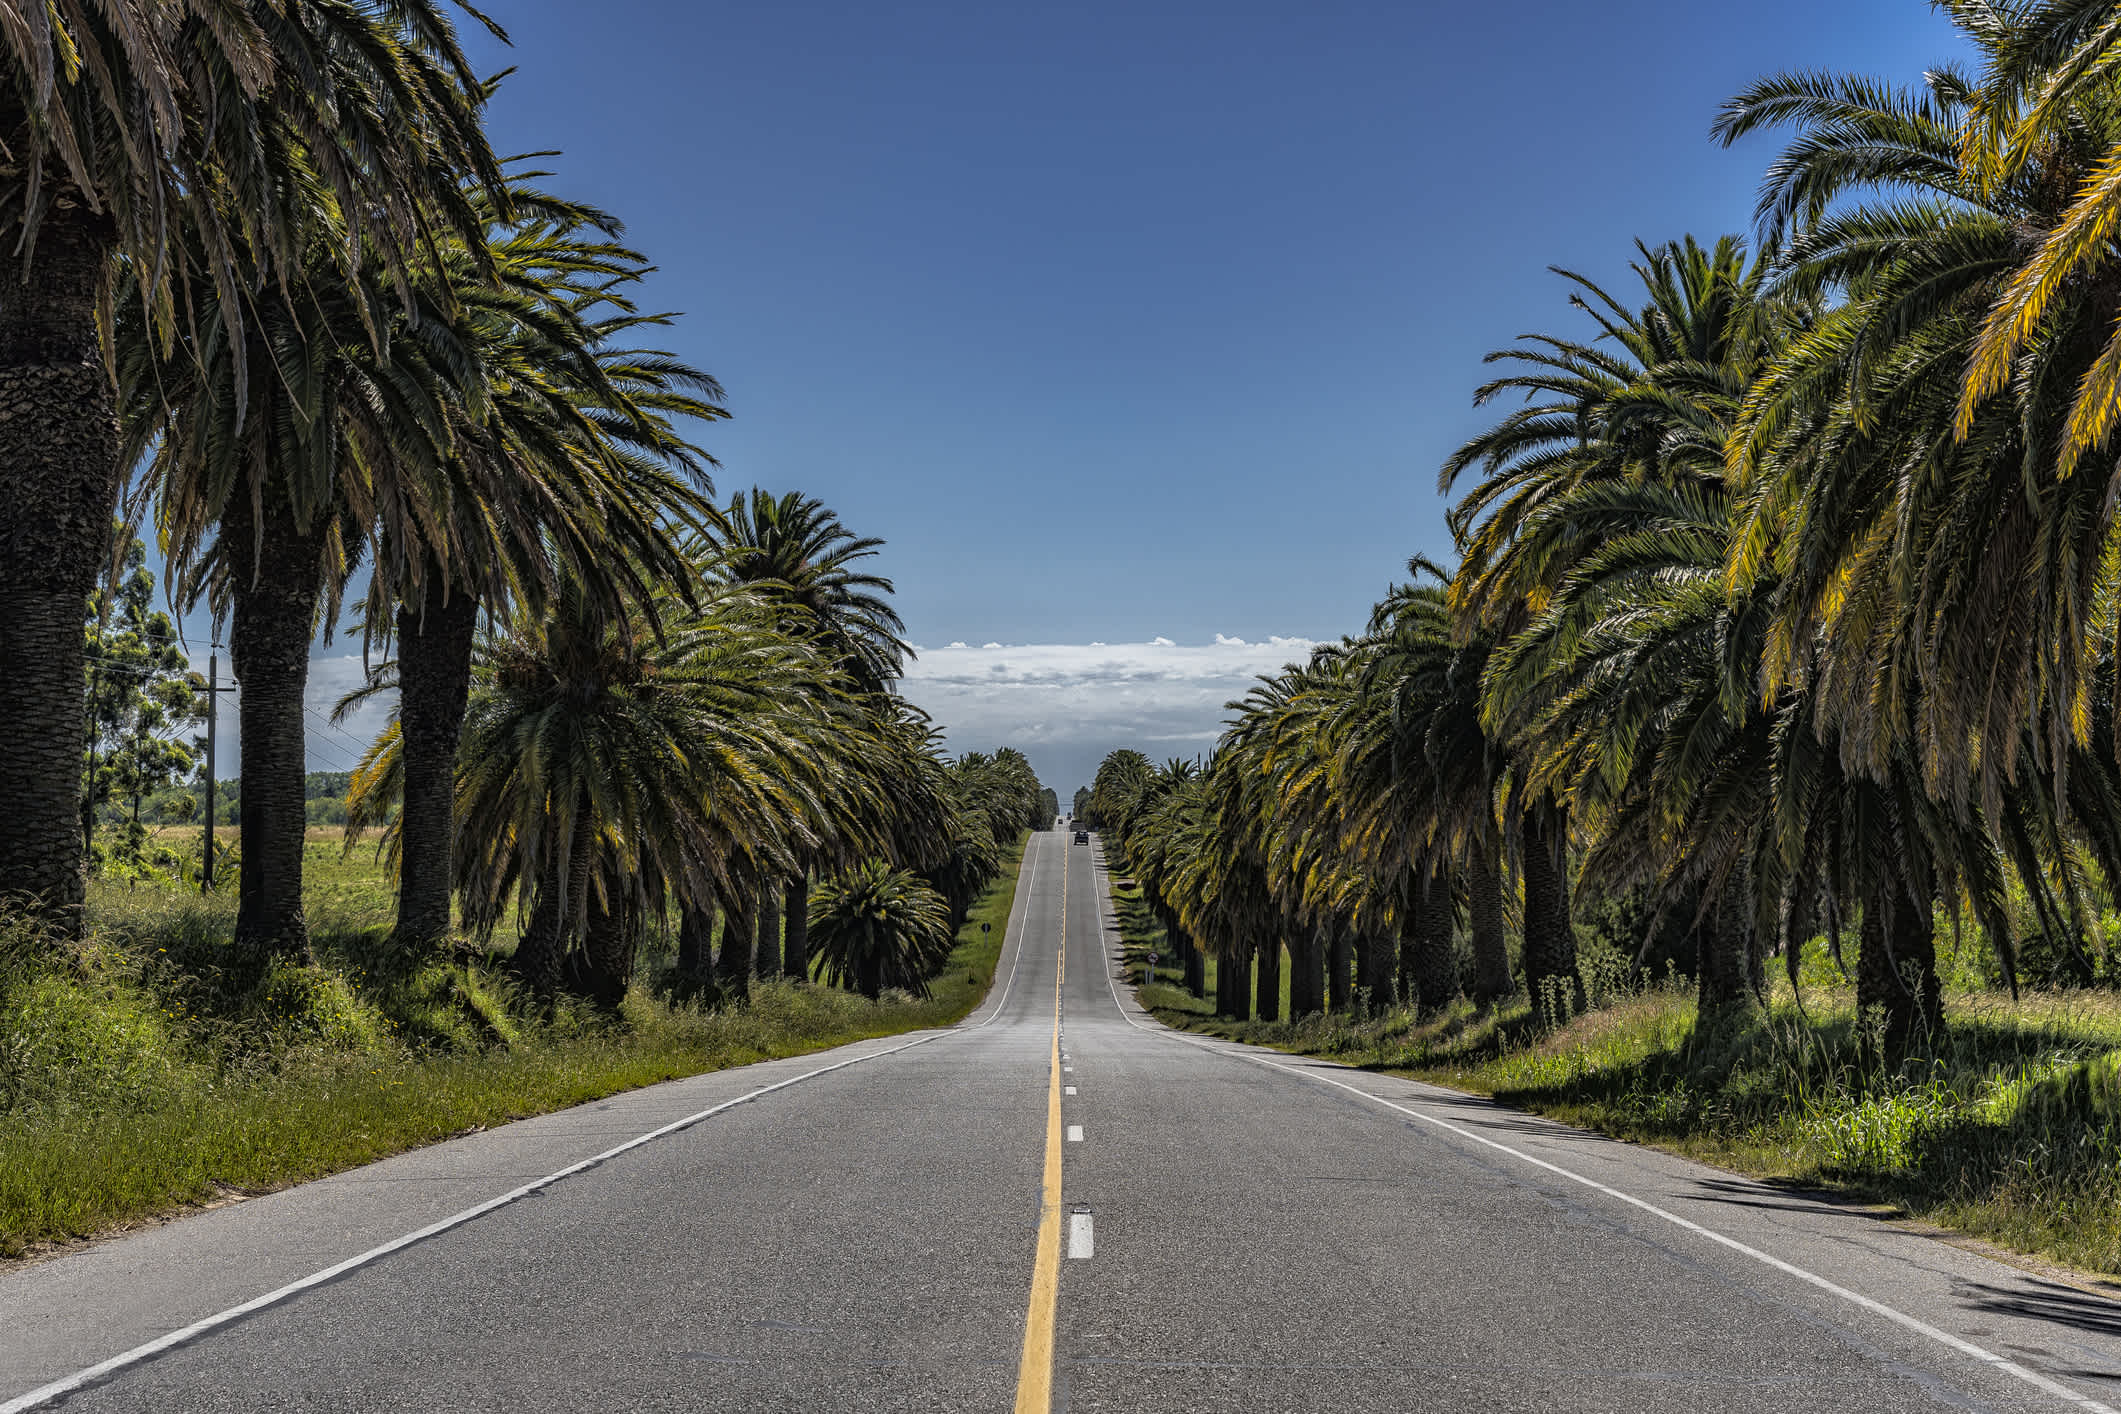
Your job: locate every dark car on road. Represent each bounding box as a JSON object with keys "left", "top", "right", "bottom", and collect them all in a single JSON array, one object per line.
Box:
[{"left": 1073, "top": 830, "right": 1089, "bottom": 845}]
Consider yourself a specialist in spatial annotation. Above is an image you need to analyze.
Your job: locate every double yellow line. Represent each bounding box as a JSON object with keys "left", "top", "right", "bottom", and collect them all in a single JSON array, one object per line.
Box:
[{"left": 1013, "top": 839, "right": 1067, "bottom": 1412}]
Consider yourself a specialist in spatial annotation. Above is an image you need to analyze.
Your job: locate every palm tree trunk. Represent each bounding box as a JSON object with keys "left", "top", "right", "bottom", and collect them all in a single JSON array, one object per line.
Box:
[
  {"left": 0, "top": 202, "right": 119, "bottom": 931},
  {"left": 753, "top": 884, "right": 780, "bottom": 978},
  {"left": 393, "top": 576, "right": 479, "bottom": 953},
  {"left": 1214, "top": 942, "right": 1249, "bottom": 1019},
  {"left": 1410, "top": 863, "right": 1460, "bottom": 1013},
  {"left": 1254, "top": 937, "right": 1282, "bottom": 1022},
  {"left": 1698, "top": 867, "right": 1760, "bottom": 1025},
  {"left": 1327, "top": 927, "right": 1352, "bottom": 1013},
  {"left": 517, "top": 852, "right": 576, "bottom": 999},
  {"left": 1521, "top": 806, "right": 1582, "bottom": 1026},
  {"left": 783, "top": 872, "right": 811, "bottom": 980},
  {"left": 1289, "top": 925, "right": 1322, "bottom": 1016},
  {"left": 718, "top": 890, "right": 755, "bottom": 1000},
  {"left": 1858, "top": 879, "right": 1942, "bottom": 1054},
  {"left": 225, "top": 493, "right": 325, "bottom": 962},
  {"left": 1466, "top": 840, "right": 1514, "bottom": 1002},
  {"left": 676, "top": 902, "right": 714, "bottom": 987},
  {"left": 580, "top": 885, "right": 635, "bottom": 1010},
  {"left": 1355, "top": 932, "right": 1394, "bottom": 1012}
]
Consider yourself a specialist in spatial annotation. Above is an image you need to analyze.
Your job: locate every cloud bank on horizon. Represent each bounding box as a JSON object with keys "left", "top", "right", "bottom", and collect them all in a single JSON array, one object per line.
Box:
[
  {"left": 209, "top": 636, "right": 1324, "bottom": 799},
  {"left": 899, "top": 634, "right": 1321, "bottom": 793}
]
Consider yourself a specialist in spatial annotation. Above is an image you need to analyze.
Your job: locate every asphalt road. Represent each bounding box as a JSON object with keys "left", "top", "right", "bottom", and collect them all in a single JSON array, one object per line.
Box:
[{"left": 6, "top": 827, "right": 2121, "bottom": 1412}]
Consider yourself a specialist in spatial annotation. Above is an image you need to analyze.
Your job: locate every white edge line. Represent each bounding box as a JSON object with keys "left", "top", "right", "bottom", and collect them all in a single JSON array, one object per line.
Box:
[
  {"left": 7, "top": 833, "right": 1059, "bottom": 1410},
  {"left": 1082, "top": 843, "right": 2119, "bottom": 1414},
  {"left": 963, "top": 830, "right": 1044, "bottom": 1031},
  {"left": 0, "top": 1028, "right": 949, "bottom": 1414}
]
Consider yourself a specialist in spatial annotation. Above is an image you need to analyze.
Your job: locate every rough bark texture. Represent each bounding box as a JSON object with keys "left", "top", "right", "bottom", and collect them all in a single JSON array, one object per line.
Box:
[
  {"left": 783, "top": 873, "right": 811, "bottom": 980},
  {"left": 1171, "top": 904, "right": 1204, "bottom": 998},
  {"left": 575, "top": 886, "right": 635, "bottom": 1010},
  {"left": 1697, "top": 868, "right": 1762, "bottom": 1024},
  {"left": 1466, "top": 841, "right": 1514, "bottom": 1002},
  {"left": 393, "top": 577, "right": 478, "bottom": 952},
  {"left": 1289, "top": 926, "right": 1323, "bottom": 1016},
  {"left": 1215, "top": 943, "right": 1249, "bottom": 1019},
  {"left": 753, "top": 884, "right": 780, "bottom": 978},
  {"left": 1409, "top": 864, "right": 1460, "bottom": 1013},
  {"left": 516, "top": 850, "right": 583, "bottom": 1000},
  {"left": 0, "top": 201, "right": 119, "bottom": 929},
  {"left": 1356, "top": 932, "right": 1394, "bottom": 1011},
  {"left": 675, "top": 903, "right": 715, "bottom": 987},
  {"left": 225, "top": 492, "right": 325, "bottom": 962},
  {"left": 1521, "top": 807, "right": 1583, "bottom": 1026},
  {"left": 717, "top": 887, "right": 756, "bottom": 1000},
  {"left": 1254, "top": 937, "right": 1281, "bottom": 1022},
  {"left": 1858, "top": 880, "right": 1943, "bottom": 1054},
  {"left": 1327, "top": 927, "right": 1352, "bottom": 1013}
]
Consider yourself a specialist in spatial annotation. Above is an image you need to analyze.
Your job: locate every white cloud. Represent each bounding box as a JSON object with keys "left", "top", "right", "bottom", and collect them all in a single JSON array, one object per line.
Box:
[
  {"left": 900, "top": 635, "right": 1319, "bottom": 791},
  {"left": 947, "top": 641, "right": 967, "bottom": 649}
]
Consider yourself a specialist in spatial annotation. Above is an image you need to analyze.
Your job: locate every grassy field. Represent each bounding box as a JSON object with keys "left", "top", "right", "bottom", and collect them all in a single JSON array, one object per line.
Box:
[
  {"left": 0, "top": 837, "right": 1025, "bottom": 1259},
  {"left": 1110, "top": 882, "right": 2121, "bottom": 1280}
]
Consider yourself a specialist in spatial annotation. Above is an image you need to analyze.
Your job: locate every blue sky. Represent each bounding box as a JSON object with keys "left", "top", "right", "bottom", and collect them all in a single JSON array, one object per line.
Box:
[{"left": 217, "top": 0, "right": 1970, "bottom": 793}]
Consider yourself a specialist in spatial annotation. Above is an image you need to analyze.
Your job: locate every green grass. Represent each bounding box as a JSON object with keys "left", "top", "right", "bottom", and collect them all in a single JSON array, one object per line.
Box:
[
  {"left": 0, "top": 837, "right": 1026, "bottom": 1258},
  {"left": 1112, "top": 893, "right": 2121, "bottom": 1279}
]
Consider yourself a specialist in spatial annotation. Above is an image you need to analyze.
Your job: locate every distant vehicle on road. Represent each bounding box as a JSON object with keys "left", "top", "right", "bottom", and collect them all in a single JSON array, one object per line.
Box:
[{"left": 1073, "top": 830, "right": 1089, "bottom": 845}]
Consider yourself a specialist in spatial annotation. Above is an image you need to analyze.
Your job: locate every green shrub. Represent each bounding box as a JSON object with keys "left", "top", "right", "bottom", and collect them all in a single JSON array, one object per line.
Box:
[
  {"left": 0, "top": 963, "right": 182, "bottom": 1114},
  {"left": 250, "top": 959, "right": 389, "bottom": 1053}
]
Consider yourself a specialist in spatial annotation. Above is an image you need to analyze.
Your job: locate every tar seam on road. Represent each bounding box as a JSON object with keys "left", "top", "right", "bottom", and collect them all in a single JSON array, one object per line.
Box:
[
  {"left": 3, "top": 834, "right": 1066, "bottom": 1414},
  {"left": 1013, "top": 838, "right": 1067, "bottom": 1414},
  {"left": 1081, "top": 840, "right": 2121, "bottom": 1414}
]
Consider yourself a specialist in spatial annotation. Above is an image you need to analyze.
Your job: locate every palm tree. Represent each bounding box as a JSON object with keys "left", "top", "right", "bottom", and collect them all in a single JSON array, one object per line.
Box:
[
  {"left": 129, "top": 173, "right": 723, "bottom": 961},
  {"left": 371, "top": 188, "right": 723, "bottom": 956},
  {"left": 709, "top": 490, "right": 911, "bottom": 976},
  {"left": 0, "top": 0, "right": 499, "bottom": 927},
  {"left": 808, "top": 861, "right": 954, "bottom": 999},
  {"left": 1714, "top": 20, "right": 2120, "bottom": 834},
  {"left": 358, "top": 580, "right": 842, "bottom": 1000}
]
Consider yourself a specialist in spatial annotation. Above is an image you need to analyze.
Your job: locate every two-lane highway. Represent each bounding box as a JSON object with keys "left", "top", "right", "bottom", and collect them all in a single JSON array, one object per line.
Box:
[{"left": 7, "top": 827, "right": 2121, "bottom": 1412}]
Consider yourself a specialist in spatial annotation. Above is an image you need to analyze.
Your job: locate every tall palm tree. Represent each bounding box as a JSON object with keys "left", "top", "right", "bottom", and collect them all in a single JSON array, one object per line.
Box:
[
  {"left": 709, "top": 490, "right": 911, "bottom": 976},
  {"left": 368, "top": 186, "right": 723, "bottom": 956},
  {"left": 130, "top": 175, "right": 722, "bottom": 960},
  {"left": 1715, "top": 18, "right": 2121, "bottom": 831},
  {"left": 356, "top": 580, "right": 843, "bottom": 1000},
  {"left": 0, "top": 0, "right": 500, "bottom": 927}
]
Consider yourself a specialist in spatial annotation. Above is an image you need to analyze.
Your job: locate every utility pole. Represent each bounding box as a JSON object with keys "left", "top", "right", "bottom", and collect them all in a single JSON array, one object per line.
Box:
[{"left": 202, "top": 648, "right": 219, "bottom": 892}]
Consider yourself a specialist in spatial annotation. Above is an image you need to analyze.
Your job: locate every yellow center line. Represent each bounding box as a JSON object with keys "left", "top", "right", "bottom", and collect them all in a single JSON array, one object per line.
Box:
[{"left": 1013, "top": 840, "right": 1066, "bottom": 1413}]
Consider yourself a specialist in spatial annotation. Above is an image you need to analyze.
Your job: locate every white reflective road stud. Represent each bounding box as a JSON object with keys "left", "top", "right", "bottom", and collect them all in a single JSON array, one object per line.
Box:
[
  {"left": 1068, "top": 1210, "right": 1095, "bottom": 1260},
  {"left": 1066, "top": 1125, "right": 1084, "bottom": 1142}
]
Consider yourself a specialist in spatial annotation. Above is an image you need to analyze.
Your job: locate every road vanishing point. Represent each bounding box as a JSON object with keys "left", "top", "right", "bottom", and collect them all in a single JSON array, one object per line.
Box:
[{"left": 6, "top": 829, "right": 2121, "bottom": 1412}]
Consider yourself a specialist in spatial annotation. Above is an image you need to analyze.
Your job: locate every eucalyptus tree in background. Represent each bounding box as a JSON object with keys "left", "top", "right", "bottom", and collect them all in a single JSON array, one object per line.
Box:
[{"left": 0, "top": 0, "right": 501, "bottom": 927}]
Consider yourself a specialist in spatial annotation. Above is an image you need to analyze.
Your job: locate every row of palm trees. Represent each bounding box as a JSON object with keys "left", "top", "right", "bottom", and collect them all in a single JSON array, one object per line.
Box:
[
  {"left": 349, "top": 491, "right": 1045, "bottom": 1005},
  {"left": 1093, "top": 3, "right": 2121, "bottom": 1052},
  {"left": 0, "top": 3, "right": 1048, "bottom": 1002}
]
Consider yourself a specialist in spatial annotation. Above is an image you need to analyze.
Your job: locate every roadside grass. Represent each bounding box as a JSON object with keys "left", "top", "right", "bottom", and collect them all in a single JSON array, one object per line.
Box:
[
  {"left": 1113, "top": 890, "right": 2121, "bottom": 1278},
  {"left": 0, "top": 838, "right": 1024, "bottom": 1258}
]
